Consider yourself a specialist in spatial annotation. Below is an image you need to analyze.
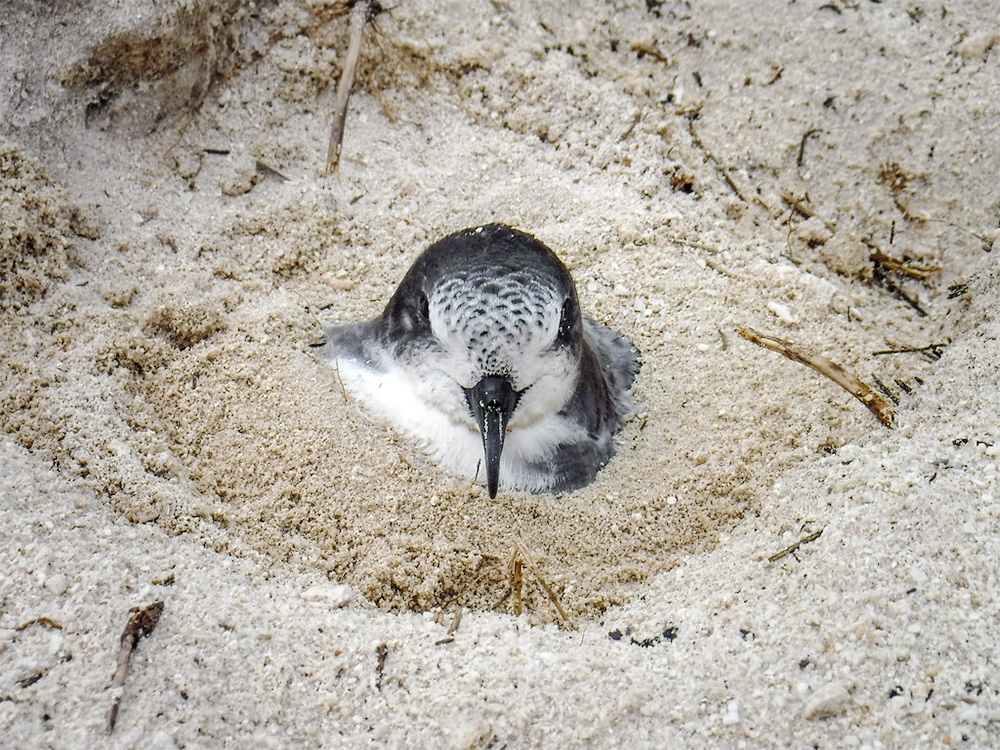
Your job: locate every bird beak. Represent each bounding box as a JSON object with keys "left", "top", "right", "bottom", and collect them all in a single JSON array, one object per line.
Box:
[{"left": 465, "top": 376, "right": 520, "bottom": 498}]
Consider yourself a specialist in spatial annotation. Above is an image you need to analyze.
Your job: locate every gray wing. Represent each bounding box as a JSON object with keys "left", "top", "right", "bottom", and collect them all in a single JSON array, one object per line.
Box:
[
  {"left": 536, "top": 316, "right": 639, "bottom": 493},
  {"left": 582, "top": 315, "right": 640, "bottom": 412},
  {"left": 318, "top": 320, "right": 387, "bottom": 373}
]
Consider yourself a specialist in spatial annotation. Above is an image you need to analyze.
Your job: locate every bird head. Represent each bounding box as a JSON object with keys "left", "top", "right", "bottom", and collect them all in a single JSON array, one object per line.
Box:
[{"left": 383, "top": 225, "right": 584, "bottom": 497}]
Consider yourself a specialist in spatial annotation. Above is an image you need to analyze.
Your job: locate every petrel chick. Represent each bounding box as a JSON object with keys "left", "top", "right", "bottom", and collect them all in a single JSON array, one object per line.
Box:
[{"left": 321, "top": 224, "right": 639, "bottom": 498}]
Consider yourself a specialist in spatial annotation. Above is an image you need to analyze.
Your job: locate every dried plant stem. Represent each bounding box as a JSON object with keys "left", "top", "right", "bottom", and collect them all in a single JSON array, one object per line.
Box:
[
  {"left": 325, "top": 0, "right": 369, "bottom": 175},
  {"left": 736, "top": 326, "right": 895, "bottom": 428},
  {"left": 511, "top": 557, "right": 523, "bottom": 616},
  {"left": 515, "top": 541, "right": 576, "bottom": 630},
  {"left": 768, "top": 528, "right": 823, "bottom": 562},
  {"left": 107, "top": 602, "right": 165, "bottom": 733}
]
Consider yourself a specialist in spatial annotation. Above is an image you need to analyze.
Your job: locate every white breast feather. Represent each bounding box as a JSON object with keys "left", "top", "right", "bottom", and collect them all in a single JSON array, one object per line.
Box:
[{"left": 335, "top": 355, "right": 581, "bottom": 492}]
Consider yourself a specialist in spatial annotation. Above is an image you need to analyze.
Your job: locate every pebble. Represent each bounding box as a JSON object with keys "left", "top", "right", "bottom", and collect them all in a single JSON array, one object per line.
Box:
[
  {"left": 300, "top": 583, "right": 352, "bottom": 608},
  {"left": 955, "top": 31, "right": 1000, "bottom": 61},
  {"left": 803, "top": 681, "right": 850, "bottom": 720},
  {"left": 767, "top": 301, "right": 796, "bottom": 325},
  {"left": 325, "top": 272, "right": 355, "bottom": 291},
  {"left": 821, "top": 233, "right": 869, "bottom": 277},
  {"left": 43, "top": 573, "right": 68, "bottom": 596},
  {"left": 449, "top": 717, "right": 494, "bottom": 750}
]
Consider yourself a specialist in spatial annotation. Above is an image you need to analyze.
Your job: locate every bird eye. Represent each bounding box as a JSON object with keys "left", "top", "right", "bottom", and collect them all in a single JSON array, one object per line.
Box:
[{"left": 418, "top": 292, "right": 430, "bottom": 322}]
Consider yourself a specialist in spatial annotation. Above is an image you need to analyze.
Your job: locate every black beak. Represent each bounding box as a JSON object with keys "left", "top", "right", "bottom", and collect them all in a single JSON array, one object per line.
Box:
[{"left": 465, "top": 376, "right": 520, "bottom": 498}]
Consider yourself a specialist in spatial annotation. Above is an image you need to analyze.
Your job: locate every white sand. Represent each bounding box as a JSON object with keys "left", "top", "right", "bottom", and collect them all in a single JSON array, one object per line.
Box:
[{"left": 2, "top": 0, "right": 999, "bottom": 746}]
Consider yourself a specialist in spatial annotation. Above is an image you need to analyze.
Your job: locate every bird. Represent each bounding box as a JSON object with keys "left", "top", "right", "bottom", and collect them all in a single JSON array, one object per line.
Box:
[{"left": 320, "top": 224, "right": 640, "bottom": 498}]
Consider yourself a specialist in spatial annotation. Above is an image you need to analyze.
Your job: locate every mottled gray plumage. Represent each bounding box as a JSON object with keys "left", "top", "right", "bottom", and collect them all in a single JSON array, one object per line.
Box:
[{"left": 321, "top": 224, "right": 639, "bottom": 497}]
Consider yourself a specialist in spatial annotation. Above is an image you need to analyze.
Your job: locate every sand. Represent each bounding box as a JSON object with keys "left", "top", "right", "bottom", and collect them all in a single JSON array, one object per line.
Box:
[{"left": 2, "top": 0, "right": 999, "bottom": 746}]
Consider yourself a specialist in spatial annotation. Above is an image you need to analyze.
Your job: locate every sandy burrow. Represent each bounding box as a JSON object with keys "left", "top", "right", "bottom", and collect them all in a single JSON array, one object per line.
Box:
[{"left": 2, "top": 0, "right": 999, "bottom": 746}]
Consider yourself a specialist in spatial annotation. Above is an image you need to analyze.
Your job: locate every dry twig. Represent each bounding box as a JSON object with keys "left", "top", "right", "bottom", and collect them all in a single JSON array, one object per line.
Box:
[
  {"left": 768, "top": 529, "right": 823, "bottom": 562},
  {"left": 15, "top": 617, "right": 63, "bottom": 631},
  {"left": 779, "top": 190, "right": 836, "bottom": 233},
  {"left": 488, "top": 541, "right": 575, "bottom": 629},
  {"left": 736, "top": 326, "right": 895, "bottom": 428},
  {"left": 434, "top": 607, "right": 464, "bottom": 645},
  {"left": 515, "top": 541, "right": 576, "bottom": 630},
  {"left": 375, "top": 642, "right": 388, "bottom": 690},
  {"left": 872, "top": 342, "right": 947, "bottom": 360},
  {"left": 325, "top": 1, "right": 372, "bottom": 174},
  {"left": 107, "top": 602, "right": 165, "bottom": 733},
  {"left": 796, "top": 128, "right": 823, "bottom": 168},
  {"left": 870, "top": 247, "right": 940, "bottom": 279}
]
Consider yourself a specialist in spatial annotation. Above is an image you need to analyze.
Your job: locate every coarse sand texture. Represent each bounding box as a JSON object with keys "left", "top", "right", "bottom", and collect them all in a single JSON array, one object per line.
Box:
[{"left": 2, "top": 1, "right": 999, "bottom": 747}]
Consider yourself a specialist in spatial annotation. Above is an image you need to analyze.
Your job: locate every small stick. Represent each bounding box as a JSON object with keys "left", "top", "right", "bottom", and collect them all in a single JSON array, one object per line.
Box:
[
  {"left": 15, "top": 617, "right": 63, "bottom": 631},
  {"left": 721, "top": 167, "right": 752, "bottom": 204},
  {"left": 870, "top": 374, "right": 900, "bottom": 405},
  {"left": 515, "top": 541, "right": 576, "bottom": 630},
  {"left": 736, "top": 326, "right": 895, "bottom": 428},
  {"left": 763, "top": 65, "right": 784, "bottom": 86},
  {"left": 797, "top": 128, "right": 823, "bottom": 168},
  {"left": 907, "top": 213, "right": 993, "bottom": 245},
  {"left": 768, "top": 528, "right": 823, "bottom": 562},
  {"left": 489, "top": 548, "right": 518, "bottom": 612},
  {"left": 375, "top": 643, "right": 388, "bottom": 690},
  {"left": 434, "top": 607, "right": 464, "bottom": 645},
  {"left": 107, "top": 602, "right": 164, "bottom": 733},
  {"left": 687, "top": 120, "right": 753, "bottom": 206},
  {"left": 331, "top": 354, "right": 348, "bottom": 400},
  {"left": 325, "top": 1, "right": 371, "bottom": 175},
  {"left": 870, "top": 248, "right": 940, "bottom": 279},
  {"left": 512, "top": 557, "right": 524, "bottom": 616},
  {"left": 872, "top": 343, "right": 947, "bottom": 360},
  {"left": 617, "top": 112, "right": 641, "bottom": 142},
  {"left": 779, "top": 190, "right": 837, "bottom": 233},
  {"left": 871, "top": 263, "right": 928, "bottom": 317}
]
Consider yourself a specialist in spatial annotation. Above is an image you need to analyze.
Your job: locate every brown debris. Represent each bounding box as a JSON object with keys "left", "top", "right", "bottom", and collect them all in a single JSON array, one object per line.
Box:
[
  {"left": 515, "top": 541, "right": 575, "bottom": 630},
  {"left": 736, "top": 326, "right": 895, "bottom": 428},
  {"left": 870, "top": 247, "right": 940, "bottom": 280},
  {"left": 434, "top": 607, "right": 464, "bottom": 645},
  {"left": 872, "top": 342, "right": 947, "bottom": 361},
  {"left": 325, "top": 1, "right": 376, "bottom": 174},
  {"left": 447, "top": 607, "right": 463, "bottom": 636},
  {"left": 768, "top": 528, "right": 823, "bottom": 563},
  {"left": 375, "top": 642, "right": 388, "bottom": 690},
  {"left": 107, "top": 601, "right": 165, "bottom": 734},
  {"left": 15, "top": 617, "right": 64, "bottom": 631},
  {"left": 488, "top": 541, "right": 576, "bottom": 630}
]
